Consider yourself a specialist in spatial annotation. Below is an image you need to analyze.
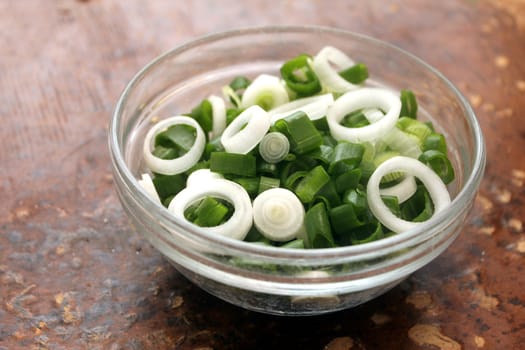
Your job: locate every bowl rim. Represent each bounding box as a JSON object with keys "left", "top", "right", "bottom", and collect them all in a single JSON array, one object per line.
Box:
[{"left": 109, "top": 24, "right": 486, "bottom": 263}]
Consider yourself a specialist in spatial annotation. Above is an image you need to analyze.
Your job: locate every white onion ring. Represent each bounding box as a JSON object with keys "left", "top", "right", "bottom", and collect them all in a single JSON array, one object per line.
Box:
[
  {"left": 220, "top": 105, "right": 271, "bottom": 154},
  {"left": 252, "top": 188, "right": 305, "bottom": 242},
  {"left": 311, "top": 46, "right": 359, "bottom": 93},
  {"left": 143, "top": 116, "right": 205, "bottom": 175},
  {"left": 137, "top": 173, "right": 161, "bottom": 204},
  {"left": 168, "top": 179, "right": 253, "bottom": 240},
  {"left": 241, "top": 74, "right": 289, "bottom": 109},
  {"left": 208, "top": 95, "right": 226, "bottom": 139},
  {"left": 367, "top": 156, "right": 451, "bottom": 233},
  {"left": 186, "top": 169, "right": 224, "bottom": 188},
  {"left": 268, "top": 93, "right": 334, "bottom": 124},
  {"left": 327, "top": 88, "right": 401, "bottom": 143},
  {"left": 379, "top": 175, "right": 418, "bottom": 204}
]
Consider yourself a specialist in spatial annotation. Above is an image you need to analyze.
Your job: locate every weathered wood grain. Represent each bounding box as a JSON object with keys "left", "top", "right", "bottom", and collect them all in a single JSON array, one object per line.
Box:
[{"left": 1, "top": 0, "right": 525, "bottom": 349}]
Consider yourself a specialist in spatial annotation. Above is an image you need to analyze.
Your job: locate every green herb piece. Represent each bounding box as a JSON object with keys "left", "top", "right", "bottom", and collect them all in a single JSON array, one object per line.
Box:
[
  {"left": 209, "top": 152, "right": 256, "bottom": 177},
  {"left": 280, "top": 54, "right": 322, "bottom": 97},
  {"left": 338, "top": 63, "right": 369, "bottom": 84},
  {"left": 305, "top": 202, "right": 335, "bottom": 248}
]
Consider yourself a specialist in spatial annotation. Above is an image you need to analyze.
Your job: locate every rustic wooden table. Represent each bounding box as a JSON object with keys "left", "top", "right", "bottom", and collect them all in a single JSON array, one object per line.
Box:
[{"left": 1, "top": 1, "right": 524, "bottom": 349}]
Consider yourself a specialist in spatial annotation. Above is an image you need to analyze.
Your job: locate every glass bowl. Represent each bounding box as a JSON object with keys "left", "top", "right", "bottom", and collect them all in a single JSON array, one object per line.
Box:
[{"left": 108, "top": 26, "right": 485, "bottom": 316}]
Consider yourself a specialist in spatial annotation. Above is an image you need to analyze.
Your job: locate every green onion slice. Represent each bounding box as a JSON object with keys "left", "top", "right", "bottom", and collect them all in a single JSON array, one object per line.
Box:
[
  {"left": 268, "top": 93, "right": 334, "bottom": 124},
  {"left": 367, "top": 156, "right": 451, "bottom": 233},
  {"left": 207, "top": 95, "right": 227, "bottom": 139},
  {"left": 143, "top": 116, "right": 206, "bottom": 175},
  {"left": 327, "top": 88, "right": 401, "bottom": 143},
  {"left": 252, "top": 188, "right": 305, "bottom": 242},
  {"left": 220, "top": 105, "right": 271, "bottom": 154},
  {"left": 137, "top": 173, "right": 161, "bottom": 203},
  {"left": 280, "top": 54, "right": 322, "bottom": 96},
  {"left": 311, "top": 46, "right": 359, "bottom": 93},
  {"left": 258, "top": 132, "right": 290, "bottom": 164},
  {"left": 168, "top": 179, "right": 253, "bottom": 240},
  {"left": 241, "top": 74, "right": 290, "bottom": 110}
]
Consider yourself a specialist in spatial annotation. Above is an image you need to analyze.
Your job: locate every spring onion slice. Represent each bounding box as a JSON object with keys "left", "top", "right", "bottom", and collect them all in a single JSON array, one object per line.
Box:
[
  {"left": 311, "top": 46, "right": 359, "bottom": 93},
  {"left": 143, "top": 116, "right": 206, "bottom": 175},
  {"left": 379, "top": 175, "right": 418, "bottom": 204},
  {"left": 367, "top": 156, "right": 451, "bottom": 233},
  {"left": 168, "top": 179, "right": 253, "bottom": 240},
  {"left": 137, "top": 173, "right": 161, "bottom": 203},
  {"left": 363, "top": 108, "right": 384, "bottom": 124},
  {"left": 220, "top": 105, "right": 271, "bottom": 154},
  {"left": 268, "top": 93, "right": 334, "bottom": 124},
  {"left": 207, "top": 95, "right": 226, "bottom": 139},
  {"left": 241, "top": 74, "right": 290, "bottom": 110},
  {"left": 258, "top": 132, "right": 290, "bottom": 163},
  {"left": 186, "top": 168, "right": 224, "bottom": 188},
  {"left": 327, "top": 88, "right": 401, "bottom": 143},
  {"left": 252, "top": 188, "right": 305, "bottom": 242}
]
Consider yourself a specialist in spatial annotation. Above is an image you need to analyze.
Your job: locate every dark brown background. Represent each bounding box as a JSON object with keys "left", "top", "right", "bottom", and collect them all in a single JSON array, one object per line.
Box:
[{"left": 1, "top": 1, "right": 524, "bottom": 349}]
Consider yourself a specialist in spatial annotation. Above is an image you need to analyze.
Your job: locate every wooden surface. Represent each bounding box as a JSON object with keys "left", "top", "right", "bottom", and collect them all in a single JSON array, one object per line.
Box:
[{"left": 1, "top": 0, "right": 525, "bottom": 349}]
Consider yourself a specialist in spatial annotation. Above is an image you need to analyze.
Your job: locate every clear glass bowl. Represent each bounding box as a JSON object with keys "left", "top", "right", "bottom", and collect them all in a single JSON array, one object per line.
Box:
[{"left": 108, "top": 26, "right": 485, "bottom": 315}]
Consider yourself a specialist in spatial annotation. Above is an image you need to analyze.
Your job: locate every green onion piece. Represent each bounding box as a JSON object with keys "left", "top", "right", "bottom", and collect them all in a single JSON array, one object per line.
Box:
[
  {"left": 418, "top": 150, "right": 455, "bottom": 184},
  {"left": 423, "top": 132, "right": 448, "bottom": 154},
  {"left": 203, "top": 136, "right": 224, "bottom": 160},
  {"left": 280, "top": 239, "right": 304, "bottom": 249},
  {"left": 152, "top": 145, "right": 177, "bottom": 160},
  {"left": 303, "top": 145, "right": 334, "bottom": 165},
  {"left": 256, "top": 160, "right": 280, "bottom": 177},
  {"left": 189, "top": 99, "right": 213, "bottom": 133},
  {"left": 342, "top": 187, "right": 369, "bottom": 219},
  {"left": 230, "top": 76, "right": 251, "bottom": 91},
  {"left": 258, "top": 132, "right": 290, "bottom": 163},
  {"left": 314, "top": 180, "right": 341, "bottom": 208},
  {"left": 209, "top": 152, "right": 256, "bottom": 177},
  {"left": 338, "top": 63, "right": 369, "bottom": 84},
  {"left": 329, "top": 203, "right": 364, "bottom": 236},
  {"left": 226, "top": 108, "right": 242, "bottom": 125},
  {"left": 258, "top": 176, "right": 280, "bottom": 194},
  {"left": 351, "top": 221, "right": 384, "bottom": 245},
  {"left": 184, "top": 196, "right": 232, "bottom": 227},
  {"left": 304, "top": 202, "right": 335, "bottom": 248},
  {"left": 382, "top": 195, "right": 401, "bottom": 218},
  {"left": 294, "top": 165, "right": 331, "bottom": 203},
  {"left": 341, "top": 109, "right": 370, "bottom": 128},
  {"left": 274, "top": 111, "right": 323, "bottom": 155},
  {"left": 313, "top": 116, "right": 330, "bottom": 131},
  {"left": 400, "top": 185, "right": 433, "bottom": 221},
  {"left": 373, "top": 151, "right": 404, "bottom": 183},
  {"left": 400, "top": 89, "right": 418, "bottom": 119},
  {"left": 280, "top": 54, "right": 322, "bottom": 97},
  {"left": 328, "top": 141, "right": 365, "bottom": 174},
  {"left": 152, "top": 173, "right": 186, "bottom": 204},
  {"left": 244, "top": 226, "right": 269, "bottom": 243},
  {"left": 284, "top": 170, "right": 308, "bottom": 190},
  {"left": 397, "top": 117, "right": 432, "bottom": 144},
  {"left": 232, "top": 177, "right": 260, "bottom": 197},
  {"left": 335, "top": 168, "right": 362, "bottom": 193}
]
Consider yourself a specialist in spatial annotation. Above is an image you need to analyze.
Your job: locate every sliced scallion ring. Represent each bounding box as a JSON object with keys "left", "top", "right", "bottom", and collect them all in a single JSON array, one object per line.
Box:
[
  {"left": 168, "top": 179, "right": 253, "bottom": 240},
  {"left": 367, "top": 156, "right": 451, "bottom": 233},
  {"left": 241, "top": 74, "right": 290, "bottom": 110},
  {"left": 327, "top": 88, "right": 401, "bottom": 143},
  {"left": 186, "top": 169, "right": 224, "bottom": 188},
  {"left": 143, "top": 116, "right": 206, "bottom": 175},
  {"left": 268, "top": 93, "right": 334, "bottom": 124},
  {"left": 252, "top": 188, "right": 305, "bottom": 242},
  {"left": 207, "top": 95, "right": 226, "bottom": 139},
  {"left": 379, "top": 175, "right": 417, "bottom": 204},
  {"left": 311, "top": 46, "right": 359, "bottom": 93},
  {"left": 220, "top": 105, "right": 271, "bottom": 154},
  {"left": 258, "top": 132, "right": 290, "bottom": 164},
  {"left": 137, "top": 173, "right": 161, "bottom": 204}
]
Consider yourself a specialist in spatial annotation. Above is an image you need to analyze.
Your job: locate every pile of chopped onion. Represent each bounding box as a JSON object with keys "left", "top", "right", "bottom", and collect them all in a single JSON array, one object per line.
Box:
[{"left": 138, "top": 46, "right": 455, "bottom": 249}]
